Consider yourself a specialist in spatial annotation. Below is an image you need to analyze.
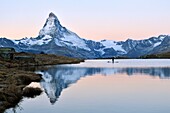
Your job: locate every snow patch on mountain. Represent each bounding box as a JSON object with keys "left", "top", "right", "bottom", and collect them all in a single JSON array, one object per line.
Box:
[
  {"left": 153, "top": 42, "right": 162, "bottom": 47},
  {"left": 13, "top": 35, "right": 52, "bottom": 46},
  {"left": 100, "top": 40, "right": 126, "bottom": 53},
  {"left": 94, "top": 48, "right": 105, "bottom": 55},
  {"left": 62, "top": 32, "right": 90, "bottom": 51},
  {"left": 159, "top": 36, "right": 166, "bottom": 40}
]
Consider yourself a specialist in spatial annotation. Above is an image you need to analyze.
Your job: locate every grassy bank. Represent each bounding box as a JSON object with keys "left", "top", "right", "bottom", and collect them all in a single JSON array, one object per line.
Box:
[
  {"left": 0, "top": 52, "right": 84, "bottom": 68},
  {"left": 140, "top": 52, "right": 170, "bottom": 59},
  {"left": 0, "top": 53, "right": 83, "bottom": 112},
  {"left": 0, "top": 68, "right": 42, "bottom": 112}
]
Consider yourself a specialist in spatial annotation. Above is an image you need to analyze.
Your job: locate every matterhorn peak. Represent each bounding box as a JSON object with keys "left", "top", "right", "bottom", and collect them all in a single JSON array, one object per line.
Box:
[
  {"left": 39, "top": 12, "right": 62, "bottom": 37},
  {"left": 49, "top": 12, "right": 58, "bottom": 20}
]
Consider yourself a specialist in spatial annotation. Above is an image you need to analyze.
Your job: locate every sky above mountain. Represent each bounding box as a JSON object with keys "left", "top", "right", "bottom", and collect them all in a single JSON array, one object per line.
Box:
[{"left": 0, "top": 0, "right": 170, "bottom": 41}]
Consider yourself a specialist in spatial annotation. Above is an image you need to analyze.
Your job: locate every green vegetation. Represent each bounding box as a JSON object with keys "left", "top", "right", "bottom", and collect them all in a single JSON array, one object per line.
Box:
[
  {"left": 0, "top": 52, "right": 83, "bottom": 68},
  {"left": 140, "top": 52, "right": 170, "bottom": 59},
  {"left": 0, "top": 47, "right": 15, "bottom": 53}
]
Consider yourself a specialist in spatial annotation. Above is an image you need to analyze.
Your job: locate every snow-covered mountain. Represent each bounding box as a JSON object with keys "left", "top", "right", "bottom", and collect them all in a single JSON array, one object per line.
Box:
[{"left": 0, "top": 12, "right": 170, "bottom": 58}]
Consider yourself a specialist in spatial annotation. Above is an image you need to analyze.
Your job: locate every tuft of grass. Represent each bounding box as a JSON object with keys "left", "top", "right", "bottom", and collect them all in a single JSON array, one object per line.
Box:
[
  {"left": 16, "top": 75, "right": 32, "bottom": 85},
  {"left": 0, "top": 85, "right": 23, "bottom": 112},
  {"left": 22, "top": 87, "right": 42, "bottom": 98}
]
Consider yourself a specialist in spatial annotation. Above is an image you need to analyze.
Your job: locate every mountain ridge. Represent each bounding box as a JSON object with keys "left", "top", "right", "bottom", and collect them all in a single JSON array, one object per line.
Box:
[{"left": 0, "top": 12, "right": 170, "bottom": 58}]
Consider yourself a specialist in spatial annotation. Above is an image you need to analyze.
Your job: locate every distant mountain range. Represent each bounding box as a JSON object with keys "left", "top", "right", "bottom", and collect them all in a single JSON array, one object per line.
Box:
[{"left": 0, "top": 12, "right": 170, "bottom": 58}]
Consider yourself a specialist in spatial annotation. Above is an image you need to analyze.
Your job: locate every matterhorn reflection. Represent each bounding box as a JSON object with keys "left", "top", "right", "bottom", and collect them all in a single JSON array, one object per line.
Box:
[{"left": 37, "top": 65, "right": 170, "bottom": 104}]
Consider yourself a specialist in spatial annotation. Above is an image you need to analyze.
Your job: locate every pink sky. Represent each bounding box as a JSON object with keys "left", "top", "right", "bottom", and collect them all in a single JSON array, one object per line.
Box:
[{"left": 0, "top": 0, "right": 170, "bottom": 41}]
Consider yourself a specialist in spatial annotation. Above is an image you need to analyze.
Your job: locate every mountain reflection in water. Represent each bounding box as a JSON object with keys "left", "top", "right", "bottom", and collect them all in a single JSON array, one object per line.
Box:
[{"left": 37, "top": 65, "right": 170, "bottom": 104}]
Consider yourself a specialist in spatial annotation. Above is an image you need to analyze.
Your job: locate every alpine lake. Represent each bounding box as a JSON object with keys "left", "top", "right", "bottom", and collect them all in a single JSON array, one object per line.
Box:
[{"left": 6, "top": 59, "right": 170, "bottom": 113}]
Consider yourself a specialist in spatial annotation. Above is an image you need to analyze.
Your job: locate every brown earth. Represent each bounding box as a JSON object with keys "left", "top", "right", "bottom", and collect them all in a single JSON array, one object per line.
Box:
[{"left": 0, "top": 53, "right": 83, "bottom": 113}]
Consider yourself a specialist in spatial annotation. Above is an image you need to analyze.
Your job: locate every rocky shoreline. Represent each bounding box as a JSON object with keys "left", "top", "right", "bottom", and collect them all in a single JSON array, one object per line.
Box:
[
  {"left": 0, "top": 68, "right": 42, "bottom": 112},
  {"left": 0, "top": 53, "right": 83, "bottom": 113}
]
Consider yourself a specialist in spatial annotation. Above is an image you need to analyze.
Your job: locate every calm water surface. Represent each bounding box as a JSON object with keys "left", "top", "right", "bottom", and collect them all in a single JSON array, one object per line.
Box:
[{"left": 7, "top": 59, "right": 170, "bottom": 113}]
